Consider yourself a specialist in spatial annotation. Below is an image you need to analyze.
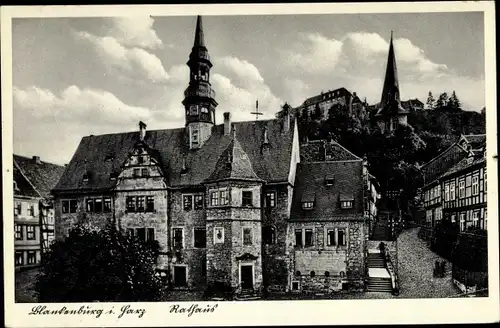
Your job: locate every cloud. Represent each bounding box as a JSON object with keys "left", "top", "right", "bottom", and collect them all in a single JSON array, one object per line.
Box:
[
  {"left": 74, "top": 31, "right": 169, "bottom": 83},
  {"left": 215, "top": 56, "right": 264, "bottom": 87},
  {"left": 284, "top": 33, "right": 343, "bottom": 73},
  {"left": 14, "top": 85, "right": 152, "bottom": 125},
  {"left": 280, "top": 31, "right": 483, "bottom": 110},
  {"left": 106, "top": 17, "right": 163, "bottom": 50}
]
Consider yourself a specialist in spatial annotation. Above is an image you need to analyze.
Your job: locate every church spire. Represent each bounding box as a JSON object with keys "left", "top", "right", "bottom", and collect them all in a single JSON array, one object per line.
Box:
[
  {"left": 194, "top": 15, "right": 205, "bottom": 48},
  {"left": 380, "top": 30, "right": 400, "bottom": 107}
]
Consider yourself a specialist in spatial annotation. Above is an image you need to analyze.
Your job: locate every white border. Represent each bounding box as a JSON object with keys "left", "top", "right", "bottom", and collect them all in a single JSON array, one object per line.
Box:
[{"left": 2, "top": 2, "right": 499, "bottom": 327}]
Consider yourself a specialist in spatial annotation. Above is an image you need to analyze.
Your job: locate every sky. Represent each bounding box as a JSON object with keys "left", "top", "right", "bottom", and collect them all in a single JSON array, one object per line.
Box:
[{"left": 12, "top": 12, "right": 485, "bottom": 165}]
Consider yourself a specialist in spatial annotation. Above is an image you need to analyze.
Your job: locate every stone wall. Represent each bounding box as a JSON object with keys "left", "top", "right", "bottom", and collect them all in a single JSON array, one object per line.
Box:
[
  {"left": 287, "top": 219, "right": 366, "bottom": 292},
  {"left": 291, "top": 274, "right": 345, "bottom": 294}
]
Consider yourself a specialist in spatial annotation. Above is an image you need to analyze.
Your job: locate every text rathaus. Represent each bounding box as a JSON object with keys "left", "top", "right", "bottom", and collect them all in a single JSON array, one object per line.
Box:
[{"left": 53, "top": 16, "right": 376, "bottom": 297}]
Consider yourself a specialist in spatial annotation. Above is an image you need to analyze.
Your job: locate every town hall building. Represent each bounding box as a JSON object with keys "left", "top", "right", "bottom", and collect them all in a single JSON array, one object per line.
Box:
[{"left": 52, "top": 16, "right": 375, "bottom": 297}]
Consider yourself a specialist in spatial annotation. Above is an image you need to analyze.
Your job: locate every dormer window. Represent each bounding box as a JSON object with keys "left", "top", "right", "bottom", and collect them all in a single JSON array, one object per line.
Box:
[
  {"left": 340, "top": 201, "right": 353, "bottom": 209},
  {"left": 104, "top": 154, "right": 114, "bottom": 162},
  {"left": 109, "top": 172, "right": 118, "bottom": 181},
  {"left": 302, "top": 202, "right": 314, "bottom": 210},
  {"left": 133, "top": 168, "right": 141, "bottom": 177},
  {"left": 325, "top": 177, "right": 335, "bottom": 186},
  {"left": 301, "top": 192, "right": 315, "bottom": 210},
  {"left": 82, "top": 173, "right": 89, "bottom": 182}
]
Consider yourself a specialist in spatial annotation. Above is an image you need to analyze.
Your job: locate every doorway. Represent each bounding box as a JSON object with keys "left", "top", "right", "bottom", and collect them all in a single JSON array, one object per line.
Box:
[
  {"left": 240, "top": 265, "right": 254, "bottom": 290},
  {"left": 173, "top": 266, "right": 187, "bottom": 287}
]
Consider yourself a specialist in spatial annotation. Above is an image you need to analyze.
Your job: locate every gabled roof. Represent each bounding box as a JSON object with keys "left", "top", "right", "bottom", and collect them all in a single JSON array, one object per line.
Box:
[
  {"left": 53, "top": 118, "right": 294, "bottom": 193},
  {"left": 290, "top": 161, "right": 364, "bottom": 221},
  {"left": 440, "top": 150, "right": 486, "bottom": 180},
  {"left": 13, "top": 161, "right": 40, "bottom": 198},
  {"left": 205, "top": 131, "right": 262, "bottom": 183},
  {"left": 462, "top": 134, "right": 486, "bottom": 150},
  {"left": 14, "top": 155, "right": 66, "bottom": 199}
]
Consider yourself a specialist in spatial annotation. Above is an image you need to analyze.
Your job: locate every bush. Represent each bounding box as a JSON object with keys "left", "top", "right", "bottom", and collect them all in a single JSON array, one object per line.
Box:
[{"left": 35, "top": 224, "right": 165, "bottom": 302}]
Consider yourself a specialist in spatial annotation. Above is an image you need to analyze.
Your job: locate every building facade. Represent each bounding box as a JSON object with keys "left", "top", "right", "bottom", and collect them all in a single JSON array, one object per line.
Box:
[
  {"left": 14, "top": 155, "right": 65, "bottom": 269},
  {"left": 52, "top": 16, "right": 376, "bottom": 297},
  {"left": 418, "top": 134, "right": 486, "bottom": 240}
]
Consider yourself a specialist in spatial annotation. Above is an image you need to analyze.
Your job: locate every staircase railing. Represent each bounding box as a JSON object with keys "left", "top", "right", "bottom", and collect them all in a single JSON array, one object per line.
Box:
[{"left": 379, "top": 242, "right": 400, "bottom": 296}]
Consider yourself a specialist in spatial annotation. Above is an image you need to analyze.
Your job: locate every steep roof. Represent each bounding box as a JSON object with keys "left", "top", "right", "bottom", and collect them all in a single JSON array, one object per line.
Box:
[
  {"left": 462, "top": 134, "right": 486, "bottom": 150},
  {"left": 53, "top": 118, "right": 294, "bottom": 193},
  {"left": 13, "top": 161, "right": 40, "bottom": 198},
  {"left": 290, "top": 161, "right": 364, "bottom": 221},
  {"left": 376, "top": 32, "right": 408, "bottom": 117},
  {"left": 14, "top": 155, "right": 66, "bottom": 199},
  {"left": 205, "top": 131, "right": 262, "bottom": 182},
  {"left": 193, "top": 15, "right": 205, "bottom": 48},
  {"left": 440, "top": 148, "right": 486, "bottom": 180},
  {"left": 300, "top": 140, "right": 361, "bottom": 162}
]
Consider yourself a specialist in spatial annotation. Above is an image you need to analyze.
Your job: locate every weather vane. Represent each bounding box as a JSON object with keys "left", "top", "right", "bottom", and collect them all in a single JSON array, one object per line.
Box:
[{"left": 251, "top": 100, "right": 263, "bottom": 120}]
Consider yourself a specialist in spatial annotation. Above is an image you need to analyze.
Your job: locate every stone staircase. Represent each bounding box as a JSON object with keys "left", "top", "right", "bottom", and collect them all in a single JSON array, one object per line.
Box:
[
  {"left": 234, "top": 289, "right": 261, "bottom": 301},
  {"left": 366, "top": 276, "right": 393, "bottom": 292},
  {"left": 367, "top": 251, "right": 385, "bottom": 268},
  {"left": 366, "top": 251, "right": 393, "bottom": 293}
]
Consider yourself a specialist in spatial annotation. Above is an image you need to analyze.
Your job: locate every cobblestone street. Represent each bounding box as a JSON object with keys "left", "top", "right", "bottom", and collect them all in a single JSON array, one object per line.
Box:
[{"left": 15, "top": 267, "right": 40, "bottom": 303}]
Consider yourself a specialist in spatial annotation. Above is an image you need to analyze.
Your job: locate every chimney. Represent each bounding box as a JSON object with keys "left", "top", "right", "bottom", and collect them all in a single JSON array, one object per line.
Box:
[
  {"left": 139, "top": 121, "right": 147, "bottom": 141},
  {"left": 224, "top": 112, "right": 232, "bottom": 136},
  {"left": 32, "top": 156, "right": 41, "bottom": 164}
]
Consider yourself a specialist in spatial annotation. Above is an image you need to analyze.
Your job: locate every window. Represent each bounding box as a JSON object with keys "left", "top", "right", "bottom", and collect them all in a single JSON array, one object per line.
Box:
[
  {"left": 173, "top": 228, "right": 183, "bottom": 249},
  {"left": 138, "top": 155, "right": 144, "bottom": 164},
  {"left": 29, "top": 205, "right": 35, "bottom": 216},
  {"left": 210, "top": 191, "right": 219, "bottom": 206},
  {"left": 484, "top": 172, "right": 487, "bottom": 193},
  {"left": 220, "top": 190, "right": 229, "bottom": 205},
  {"left": 15, "top": 202, "right": 21, "bottom": 215},
  {"left": 458, "top": 180, "right": 465, "bottom": 198},
  {"left": 190, "top": 105, "right": 199, "bottom": 115},
  {"left": 27, "top": 251, "right": 36, "bottom": 264},
  {"left": 337, "top": 229, "right": 346, "bottom": 246},
  {"left": 127, "top": 228, "right": 135, "bottom": 237},
  {"left": 133, "top": 168, "right": 141, "bottom": 177},
  {"left": 484, "top": 210, "right": 488, "bottom": 230},
  {"left": 136, "top": 228, "right": 146, "bottom": 241},
  {"left": 450, "top": 214, "right": 456, "bottom": 223},
  {"left": 126, "top": 196, "right": 136, "bottom": 212},
  {"left": 69, "top": 200, "right": 77, "bottom": 213},
  {"left": 201, "top": 106, "right": 208, "bottom": 113},
  {"left": 191, "top": 128, "right": 199, "bottom": 146},
  {"left": 15, "top": 224, "right": 23, "bottom": 240},
  {"left": 214, "top": 227, "right": 224, "bottom": 244},
  {"left": 459, "top": 213, "right": 466, "bottom": 232},
  {"left": 147, "top": 228, "right": 155, "bottom": 242},
  {"left": 136, "top": 196, "right": 145, "bottom": 212},
  {"left": 194, "top": 195, "right": 204, "bottom": 210},
  {"left": 146, "top": 196, "right": 155, "bottom": 212},
  {"left": 304, "top": 229, "right": 313, "bottom": 247},
  {"left": 243, "top": 228, "right": 253, "bottom": 245},
  {"left": 340, "top": 201, "right": 353, "bottom": 209},
  {"left": 262, "top": 226, "right": 276, "bottom": 245},
  {"left": 327, "top": 229, "right": 335, "bottom": 246},
  {"left": 325, "top": 271, "right": 330, "bottom": 277},
  {"left": 15, "top": 252, "right": 23, "bottom": 266},
  {"left": 94, "top": 198, "right": 103, "bottom": 212},
  {"left": 141, "top": 168, "right": 149, "bottom": 177},
  {"left": 302, "top": 202, "right": 314, "bottom": 210},
  {"left": 295, "top": 229, "right": 303, "bottom": 247},
  {"left": 450, "top": 183, "right": 456, "bottom": 200},
  {"left": 183, "top": 195, "right": 193, "bottom": 211},
  {"left": 265, "top": 191, "right": 276, "bottom": 208},
  {"left": 444, "top": 184, "right": 450, "bottom": 201},
  {"left": 26, "top": 225, "right": 36, "bottom": 240},
  {"left": 86, "top": 198, "right": 94, "bottom": 212},
  {"left": 104, "top": 197, "right": 112, "bottom": 212},
  {"left": 310, "top": 271, "right": 316, "bottom": 277},
  {"left": 291, "top": 281, "right": 300, "bottom": 291},
  {"left": 325, "top": 178, "right": 335, "bottom": 186},
  {"left": 472, "top": 176, "right": 479, "bottom": 195},
  {"left": 472, "top": 211, "right": 480, "bottom": 228},
  {"left": 242, "top": 191, "right": 253, "bottom": 206},
  {"left": 194, "top": 228, "right": 206, "bottom": 248}
]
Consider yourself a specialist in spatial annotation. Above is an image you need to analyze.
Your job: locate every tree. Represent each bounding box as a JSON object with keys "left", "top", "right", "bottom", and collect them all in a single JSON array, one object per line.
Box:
[
  {"left": 448, "top": 90, "right": 461, "bottom": 110},
  {"left": 426, "top": 91, "right": 435, "bottom": 110},
  {"left": 35, "top": 224, "right": 164, "bottom": 302},
  {"left": 435, "top": 92, "right": 449, "bottom": 109}
]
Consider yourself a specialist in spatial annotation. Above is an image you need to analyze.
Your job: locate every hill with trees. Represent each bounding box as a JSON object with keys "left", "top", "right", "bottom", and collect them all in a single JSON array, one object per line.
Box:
[{"left": 295, "top": 90, "right": 485, "bottom": 215}]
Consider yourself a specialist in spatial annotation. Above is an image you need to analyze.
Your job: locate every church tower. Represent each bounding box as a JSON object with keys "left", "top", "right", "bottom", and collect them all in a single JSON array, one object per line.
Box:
[
  {"left": 375, "top": 31, "right": 408, "bottom": 133},
  {"left": 183, "top": 15, "right": 218, "bottom": 149}
]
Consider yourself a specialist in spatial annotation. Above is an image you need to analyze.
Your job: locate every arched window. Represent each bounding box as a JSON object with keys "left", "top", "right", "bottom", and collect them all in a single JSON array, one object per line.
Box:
[
  {"left": 310, "top": 271, "right": 316, "bottom": 277},
  {"left": 262, "top": 225, "right": 276, "bottom": 245},
  {"left": 295, "top": 270, "right": 301, "bottom": 276},
  {"left": 325, "top": 271, "right": 330, "bottom": 277}
]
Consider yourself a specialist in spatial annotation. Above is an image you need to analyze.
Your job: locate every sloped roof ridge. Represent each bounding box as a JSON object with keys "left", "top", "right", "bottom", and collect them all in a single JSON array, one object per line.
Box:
[
  {"left": 13, "top": 158, "right": 42, "bottom": 198},
  {"left": 328, "top": 140, "right": 363, "bottom": 161}
]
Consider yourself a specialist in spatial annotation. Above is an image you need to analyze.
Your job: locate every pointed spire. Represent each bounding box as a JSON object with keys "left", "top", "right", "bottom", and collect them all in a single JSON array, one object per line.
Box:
[
  {"left": 380, "top": 30, "right": 399, "bottom": 105},
  {"left": 194, "top": 15, "right": 205, "bottom": 48}
]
